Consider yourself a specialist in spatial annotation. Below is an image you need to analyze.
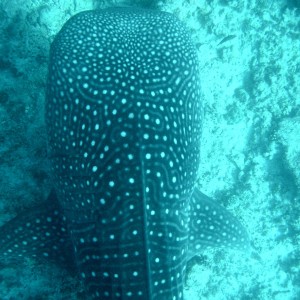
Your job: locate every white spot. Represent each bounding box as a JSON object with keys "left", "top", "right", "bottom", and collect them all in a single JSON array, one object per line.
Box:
[
  {"left": 109, "top": 181, "right": 115, "bottom": 187},
  {"left": 128, "top": 154, "right": 133, "bottom": 160}
]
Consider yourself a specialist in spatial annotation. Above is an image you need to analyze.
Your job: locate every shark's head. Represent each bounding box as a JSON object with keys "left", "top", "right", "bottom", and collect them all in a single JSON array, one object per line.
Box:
[{"left": 46, "top": 7, "right": 202, "bottom": 299}]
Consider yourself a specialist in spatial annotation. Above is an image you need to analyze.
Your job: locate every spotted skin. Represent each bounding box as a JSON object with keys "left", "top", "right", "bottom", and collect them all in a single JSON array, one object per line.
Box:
[
  {"left": 0, "top": 191, "right": 75, "bottom": 272},
  {"left": 0, "top": 8, "right": 249, "bottom": 300}
]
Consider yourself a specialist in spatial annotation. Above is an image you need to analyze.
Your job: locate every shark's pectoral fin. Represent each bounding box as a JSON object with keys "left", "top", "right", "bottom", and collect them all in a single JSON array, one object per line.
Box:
[
  {"left": 0, "top": 190, "right": 76, "bottom": 273},
  {"left": 188, "top": 187, "right": 249, "bottom": 259}
]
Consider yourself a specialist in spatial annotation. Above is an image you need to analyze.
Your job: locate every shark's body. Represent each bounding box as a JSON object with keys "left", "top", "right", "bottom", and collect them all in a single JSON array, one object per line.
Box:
[{"left": 0, "top": 8, "right": 248, "bottom": 300}]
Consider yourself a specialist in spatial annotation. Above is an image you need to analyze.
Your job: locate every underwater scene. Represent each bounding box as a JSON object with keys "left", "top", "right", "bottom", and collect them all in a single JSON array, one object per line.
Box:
[{"left": 0, "top": 0, "right": 299, "bottom": 299}]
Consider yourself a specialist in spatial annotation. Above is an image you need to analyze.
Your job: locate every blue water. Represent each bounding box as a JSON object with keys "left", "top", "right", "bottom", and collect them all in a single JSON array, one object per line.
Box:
[{"left": 0, "top": 0, "right": 299, "bottom": 299}]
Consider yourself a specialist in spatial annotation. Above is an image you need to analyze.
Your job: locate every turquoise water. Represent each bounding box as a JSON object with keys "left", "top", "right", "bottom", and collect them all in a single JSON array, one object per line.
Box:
[{"left": 0, "top": 1, "right": 299, "bottom": 299}]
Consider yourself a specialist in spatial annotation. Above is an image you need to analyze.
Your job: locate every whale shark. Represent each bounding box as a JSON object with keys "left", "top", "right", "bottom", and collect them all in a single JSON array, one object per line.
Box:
[{"left": 0, "top": 7, "right": 249, "bottom": 299}]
